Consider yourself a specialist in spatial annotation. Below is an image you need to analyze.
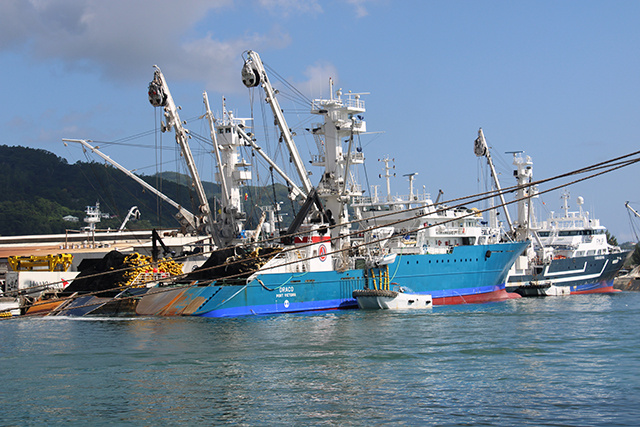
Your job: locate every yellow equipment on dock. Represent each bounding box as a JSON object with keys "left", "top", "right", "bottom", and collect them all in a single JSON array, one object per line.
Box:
[{"left": 8, "top": 254, "right": 73, "bottom": 272}]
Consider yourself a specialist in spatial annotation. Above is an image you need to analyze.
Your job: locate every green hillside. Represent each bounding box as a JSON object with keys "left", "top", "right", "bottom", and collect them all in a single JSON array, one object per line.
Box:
[{"left": 0, "top": 145, "right": 295, "bottom": 236}]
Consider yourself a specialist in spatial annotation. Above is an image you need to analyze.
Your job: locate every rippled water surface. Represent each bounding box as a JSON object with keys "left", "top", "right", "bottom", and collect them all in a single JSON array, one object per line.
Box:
[{"left": 2, "top": 293, "right": 640, "bottom": 426}]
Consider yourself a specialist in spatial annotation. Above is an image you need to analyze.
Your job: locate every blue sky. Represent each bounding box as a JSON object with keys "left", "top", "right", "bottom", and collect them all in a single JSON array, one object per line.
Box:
[{"left": 1, "top": 0, "right": 639, "bottom": 241}]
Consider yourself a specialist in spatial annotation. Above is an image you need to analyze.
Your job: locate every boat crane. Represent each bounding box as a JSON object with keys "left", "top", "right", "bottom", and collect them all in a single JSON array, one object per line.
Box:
[
  {"left": 625, "top": 201, "right": 640, "bottom": 242},
  {"left": 62, "top": 139, "right": 198, "bottom": 234},
  {"left": 243, "top": 51, "right": 366, "bottom": 242},
  {"left": 119, "top": 206, "right": 141, "bottom": 232},
  {"left": 241, "top": 50, "right": 314, "bottom": 196},
  {"left": 474, "top": 128, "right": 515, "bottom": 235},
  {"left": 148, "top": 66, "right": 219, "bottom": 244},
  {"left": 625, "top": 201, "right": 640, "bottom": 220}
]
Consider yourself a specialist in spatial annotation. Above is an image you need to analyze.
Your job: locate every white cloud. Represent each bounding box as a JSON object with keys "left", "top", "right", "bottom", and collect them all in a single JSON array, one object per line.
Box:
[
  {"left": 176, "top": 28, "right": 291, "bottom": 93},
  {"left": 298, "top": 62, "right": 339, "bottom": 99},
  {"left": 347, "top": 0, "right": 370, "bottom": 18},
  {"left": 0, "top": 0, "right": 291, "bottom": 93}
]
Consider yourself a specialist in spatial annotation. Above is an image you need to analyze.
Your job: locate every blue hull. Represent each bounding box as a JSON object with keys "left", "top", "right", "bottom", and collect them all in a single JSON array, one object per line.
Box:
[{"left": 136, "top": 241, "right": 528, "bottom": 317}]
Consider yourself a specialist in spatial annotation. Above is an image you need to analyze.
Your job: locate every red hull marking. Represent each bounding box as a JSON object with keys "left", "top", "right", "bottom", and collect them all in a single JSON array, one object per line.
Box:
[
  {"left": 571, "top": 285, "right": 621, "bottom": 295},
  {"left": 433, "top": 289, "right": 521, "bottom": 306}
]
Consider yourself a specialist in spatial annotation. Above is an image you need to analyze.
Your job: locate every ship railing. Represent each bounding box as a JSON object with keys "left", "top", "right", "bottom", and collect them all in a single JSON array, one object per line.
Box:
[
  {"left": 343, "top": 97, "right": 365, "bottom": 110},
  {"left": 311, "top": 97, "right": 365, "bottom": 111}
]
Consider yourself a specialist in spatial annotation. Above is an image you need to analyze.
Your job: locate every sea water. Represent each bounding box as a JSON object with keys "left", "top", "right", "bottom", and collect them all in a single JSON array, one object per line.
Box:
[{"left": 2, "top": 293, "right": 640, "bottom": 426}]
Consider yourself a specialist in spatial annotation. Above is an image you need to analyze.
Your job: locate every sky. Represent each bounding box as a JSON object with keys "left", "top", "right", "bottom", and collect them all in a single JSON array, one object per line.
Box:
[{"left": 1, "top": 0, "right": 639, "bottom": 241}]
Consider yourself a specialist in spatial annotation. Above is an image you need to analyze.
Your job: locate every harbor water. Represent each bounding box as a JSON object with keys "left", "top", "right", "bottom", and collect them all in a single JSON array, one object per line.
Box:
[{"left": 2, "top": 293, "right": 640, "bottom": 426}]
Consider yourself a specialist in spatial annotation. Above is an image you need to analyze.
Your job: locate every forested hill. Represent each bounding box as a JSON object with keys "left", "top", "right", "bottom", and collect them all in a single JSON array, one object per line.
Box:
[{"left": 0, "top": 145, "right": 293, "bottom": 236}]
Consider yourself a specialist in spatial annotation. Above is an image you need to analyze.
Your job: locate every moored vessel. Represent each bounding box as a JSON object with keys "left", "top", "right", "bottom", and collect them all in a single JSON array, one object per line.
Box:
[
  {"left": 474, "top": 130, "right": 630, "bottom": 296},
  {"left": 135, "top": 51, "right": 528, "bottom": 317}
]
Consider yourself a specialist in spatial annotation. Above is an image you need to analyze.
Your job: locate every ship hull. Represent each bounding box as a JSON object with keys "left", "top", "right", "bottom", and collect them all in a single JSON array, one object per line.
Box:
[
  {"left": 507, "top": 251, "right": 629, "bottom": 296},
  {"left": 136, "top": 241, "right": 528, "bottom": 317}
]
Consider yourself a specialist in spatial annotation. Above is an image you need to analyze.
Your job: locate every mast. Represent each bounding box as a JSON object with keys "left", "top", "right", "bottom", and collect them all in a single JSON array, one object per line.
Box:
[
  {"left": 560, "top": 189, "right": 570, "bottom": 217},
  {"left": 511, "top": 151, "right": 539, "bottom": 242},
  {"left": 404, "top": 172, "right": 418, "bottom": 208},
  {"left": 241, "top": 50, "right": 313, "bottom": 195},
  {"left": 380, "top": 157, "right": 396, "bottom": 202},
  {"left": 148, "top": 66, "right": 217, "bottom": 243},
  {"left": 309, "top": 85, "right": 366, "bottom": 241}
]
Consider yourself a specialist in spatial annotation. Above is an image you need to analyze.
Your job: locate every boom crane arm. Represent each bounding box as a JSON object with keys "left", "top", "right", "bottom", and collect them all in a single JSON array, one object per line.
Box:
[
  {"left": 474, "top": 128, "right": 515, "bottom": 234},
  {"left": 241, "top": 50, "right": 314, "bottom": 195},
  {"left": 148, "top": 66, "right": 218, "bottom": 243},
  {"left": 234, "top": 123, "right": 306, "bottom": 200},
  {"left": 626, "top": 201, "right": 640, "bottom": 219},
  {"left": 62, "top": 138, "right": 198, "bottom": 233}
]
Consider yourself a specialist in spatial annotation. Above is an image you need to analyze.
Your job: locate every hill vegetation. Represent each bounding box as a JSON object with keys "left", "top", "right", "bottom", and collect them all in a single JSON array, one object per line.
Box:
[{"left": 0, "top": 145, "right": 294, "bottom": 236}]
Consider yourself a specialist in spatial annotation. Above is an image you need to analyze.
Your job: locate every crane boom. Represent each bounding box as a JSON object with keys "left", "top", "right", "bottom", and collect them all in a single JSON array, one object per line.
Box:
[
  {"left": 241, "top": 50, "right": 313, "bottom": 195},
  {"left": 474, "top": 128, "right": 514, "bottom": 233},
  {"left": 62, "top": 138, "right": 197, "bottom": 233},
  {"left": 234, "top": 124, "right": 306, "bottom": 200},
  {"left": 626, "top": 201, "right": 640, "bottom": 220},
  {"left": 148, "top": 66, "right": 217, "bottom": 242}
]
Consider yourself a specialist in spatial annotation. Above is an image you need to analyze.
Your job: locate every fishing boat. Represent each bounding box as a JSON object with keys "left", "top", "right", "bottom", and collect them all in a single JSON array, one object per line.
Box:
[
  {"left": 507, "top": 188, "right": 628, "bottom": 295},
  {"left": 135, "top": 51, "right": 528, "bottom": 317},
  {"left": 475, "top": 130, "right": 630, "bottom": 296}
]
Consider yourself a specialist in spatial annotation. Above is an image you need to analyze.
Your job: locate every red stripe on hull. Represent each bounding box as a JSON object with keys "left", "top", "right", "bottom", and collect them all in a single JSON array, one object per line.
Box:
[
  {"left": 571, "top": 285, "right": 621, "bottom": 295},
  {"left": 433, "top": 289, "right": 521, "bottom": 306}
]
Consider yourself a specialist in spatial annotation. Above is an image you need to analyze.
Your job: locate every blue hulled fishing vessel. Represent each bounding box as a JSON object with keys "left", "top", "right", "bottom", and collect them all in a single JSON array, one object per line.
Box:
[{"left": 135, "top": 51, "right": 528, "bottom": 317}]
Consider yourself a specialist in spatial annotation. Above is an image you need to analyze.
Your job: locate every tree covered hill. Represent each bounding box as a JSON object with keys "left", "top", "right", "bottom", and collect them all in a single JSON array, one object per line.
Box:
[{"left": 0, "top": 145, "right": 294, "bottom": 236}]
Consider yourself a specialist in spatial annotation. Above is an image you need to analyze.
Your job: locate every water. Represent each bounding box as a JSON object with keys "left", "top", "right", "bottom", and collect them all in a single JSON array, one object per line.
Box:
[{"left": 2, "top": 293, "right": 640, "bottom": 426}]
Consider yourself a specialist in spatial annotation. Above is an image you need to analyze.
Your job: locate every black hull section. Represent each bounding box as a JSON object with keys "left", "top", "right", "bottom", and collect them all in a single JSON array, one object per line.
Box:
[{"left": 507, "top": 251, "right": 630, "bottom": 296}]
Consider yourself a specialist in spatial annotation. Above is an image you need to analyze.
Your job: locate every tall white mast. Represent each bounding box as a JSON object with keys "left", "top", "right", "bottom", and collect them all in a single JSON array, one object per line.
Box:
[
  {"left": 404, "top": 172, "right": 418, "bottom": 207},
  {"left": 511, "top": 151, "right": 538, "bottom": 242},
  {"left": 380, "top": 157, "right": 395, "bottom": 202}
]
